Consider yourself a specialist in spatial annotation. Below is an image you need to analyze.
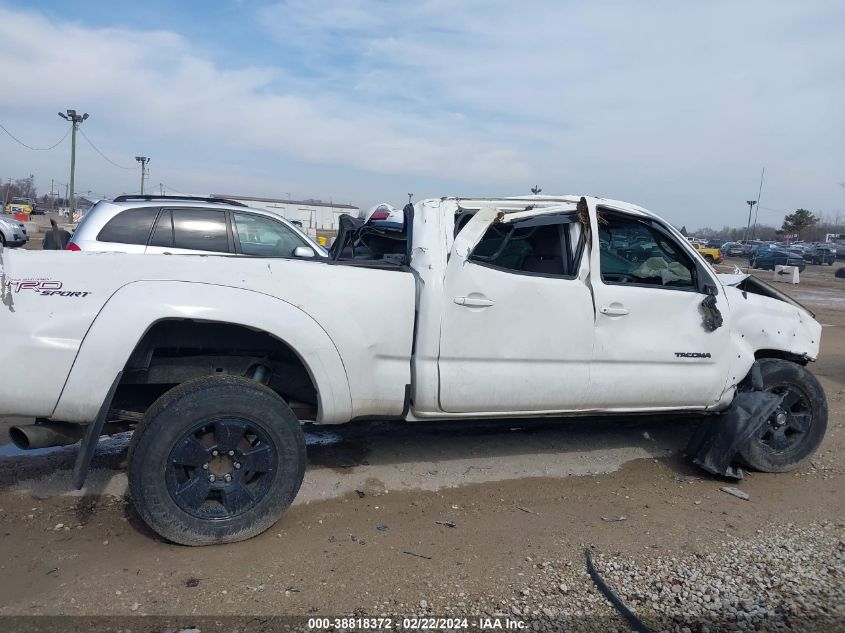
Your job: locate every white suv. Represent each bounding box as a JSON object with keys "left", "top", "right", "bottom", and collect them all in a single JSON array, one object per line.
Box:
[
  {"left": 67, "top": 195, "right": 326, "bottom": 258},
  {"left": 0, "top": 214, "right": 28, "bottom": 247}
]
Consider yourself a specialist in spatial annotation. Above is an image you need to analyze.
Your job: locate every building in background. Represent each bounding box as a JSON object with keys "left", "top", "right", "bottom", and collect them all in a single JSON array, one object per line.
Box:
[{"left": 211, "top": 194, "right": 358, "bottom": 233}]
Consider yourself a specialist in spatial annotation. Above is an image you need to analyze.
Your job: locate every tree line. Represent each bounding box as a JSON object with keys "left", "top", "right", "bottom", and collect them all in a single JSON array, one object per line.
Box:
[{"left": 686, "top": 208, "right": 841, "bottom": 243}]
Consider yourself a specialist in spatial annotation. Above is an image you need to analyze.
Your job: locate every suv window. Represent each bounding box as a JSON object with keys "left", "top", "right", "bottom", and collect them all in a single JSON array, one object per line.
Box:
[
  {"left": 171, "top": 209, "right": 229, "bottom": 253},
  {"left": 468, "top": 214, "right": 579, "bottom": 276},
  {"left": 149, "top": 210, "right": 173, "bottom": 247},
  {"left": 233, "top": 212, "right": 306, "bottom": 257},
  {"left": 598, "top": 213, "right": 695, "bottom": 289},
  {"left": 96, "top": 208, "right": 157, "bottom": 245}
]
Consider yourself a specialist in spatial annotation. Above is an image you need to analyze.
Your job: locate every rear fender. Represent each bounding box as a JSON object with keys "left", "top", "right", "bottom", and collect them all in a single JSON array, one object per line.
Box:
[{"left": 51, "top": 281, "right": 352, "bottom": 423}]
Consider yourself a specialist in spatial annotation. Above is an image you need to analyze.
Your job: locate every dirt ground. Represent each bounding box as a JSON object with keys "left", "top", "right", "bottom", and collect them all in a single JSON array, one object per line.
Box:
[{"left": 0, "top": 257, "right": 843, "bottom": 632}]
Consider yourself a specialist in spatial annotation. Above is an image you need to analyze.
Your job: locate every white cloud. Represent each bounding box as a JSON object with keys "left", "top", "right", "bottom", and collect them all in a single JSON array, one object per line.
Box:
[
  {"left": 0, "top": 2, "right": 843, "bottom": 225},
  {"left": 0, "top": 5, "right": 532, "bottom": 202}
]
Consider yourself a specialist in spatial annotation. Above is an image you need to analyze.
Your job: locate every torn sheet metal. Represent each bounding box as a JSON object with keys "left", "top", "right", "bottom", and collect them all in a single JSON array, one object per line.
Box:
[
  {"left": 699, "top": 294, "right": 724, "bottom": 332},
  {"left": 716, "top": 272, "right": 750, "bottom": 286},
  {"left": 496, "top": 202, "right": 577, "bottom": 224},
  {"left": 686, "top": 372, "right": 783, "bottom": 479}
]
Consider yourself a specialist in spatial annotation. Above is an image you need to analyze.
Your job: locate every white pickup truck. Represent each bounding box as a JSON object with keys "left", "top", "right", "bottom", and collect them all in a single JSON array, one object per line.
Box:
[{"left": 0, "top": 195, "right": 826, "bottom": 545}]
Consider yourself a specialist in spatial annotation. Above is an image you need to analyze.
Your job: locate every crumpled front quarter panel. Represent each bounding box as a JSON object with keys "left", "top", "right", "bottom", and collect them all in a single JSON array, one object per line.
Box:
[{"left": 723, "top": 285, "right": 821, "bottom": 389}]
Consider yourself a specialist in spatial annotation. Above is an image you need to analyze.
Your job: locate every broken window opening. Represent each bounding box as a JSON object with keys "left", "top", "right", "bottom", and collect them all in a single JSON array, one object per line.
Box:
[
  {"left": 466, "top": 213, "right": 581, "bottom": 278},
  {"left": 598, "top": 212, "right": 696, "bottom": 290},
  {"left": 328, "top": 204, "right": 413, "bottom": 267}
]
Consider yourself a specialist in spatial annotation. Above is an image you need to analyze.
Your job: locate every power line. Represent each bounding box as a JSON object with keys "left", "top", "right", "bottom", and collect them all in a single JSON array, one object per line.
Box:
[
  {"left": 159, "top": 181, "right": 193, "bottom": 195},
  {"left": 78, "top": 129, "right": 135, "bottom": 170},
  {"left": 0, "top": 122, "right": 70, "bottom": 151}
]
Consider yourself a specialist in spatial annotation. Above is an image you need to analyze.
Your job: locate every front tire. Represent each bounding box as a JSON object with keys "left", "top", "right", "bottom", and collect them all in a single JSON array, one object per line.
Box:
[
  {"left": 739, "top": 359, "right": 827, "bottom": 473},
  {"left": 128, "top": 375, "right": 305, "bottom": 545}
]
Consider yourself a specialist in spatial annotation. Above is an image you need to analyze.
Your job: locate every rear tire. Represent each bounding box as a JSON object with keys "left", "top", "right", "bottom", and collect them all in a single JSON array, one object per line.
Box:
[
  {"left": 739, "top": 359, "right": 827, "bottom": 473},
  {"left": 128, "top": 375, "right": 305, "bottom": 545}
]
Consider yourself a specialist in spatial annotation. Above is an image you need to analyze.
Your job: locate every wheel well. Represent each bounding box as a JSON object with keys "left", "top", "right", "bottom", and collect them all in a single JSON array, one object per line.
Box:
[
  {"left": 113, "top": 319, "right": 318, "bottom": 418},
  {"left": 754, "top": 349, "right": 809, "bottom": 366}
]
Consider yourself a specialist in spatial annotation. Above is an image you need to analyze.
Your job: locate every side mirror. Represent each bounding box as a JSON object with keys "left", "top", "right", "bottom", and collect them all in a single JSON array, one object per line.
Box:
[{"left": 293, "top": 246, "right": 316, "bottom": 259}]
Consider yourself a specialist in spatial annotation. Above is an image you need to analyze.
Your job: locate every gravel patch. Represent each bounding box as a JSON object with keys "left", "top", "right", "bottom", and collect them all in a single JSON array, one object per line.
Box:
[
  {"left": 363, "top": 521, "right": 844, "bottom": 632},
  {"left": 586, "top": 521, "right": 845, "bottom": 632}
]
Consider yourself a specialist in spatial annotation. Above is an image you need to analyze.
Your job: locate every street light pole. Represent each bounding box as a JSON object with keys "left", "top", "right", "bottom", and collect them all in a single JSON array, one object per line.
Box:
[
  {"left": 743, "top": 200, "right": 757, "bottom": 243},
  {"left": 57, "top": 110, "right": 89, "bottom": 220},
  {"left": 135, "top": 156, "right": 150, "bottom": 194}
]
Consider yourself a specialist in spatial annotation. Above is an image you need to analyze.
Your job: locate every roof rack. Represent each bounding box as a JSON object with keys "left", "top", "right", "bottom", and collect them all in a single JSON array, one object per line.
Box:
[{"left": 111, "top": 194, "right": 247, "bottom": 207}]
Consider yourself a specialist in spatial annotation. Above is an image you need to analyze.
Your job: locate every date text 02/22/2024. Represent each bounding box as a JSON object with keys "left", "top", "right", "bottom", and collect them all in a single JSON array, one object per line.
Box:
[{"left": 307, "top": 617, "right": 527, "bottom": 629}]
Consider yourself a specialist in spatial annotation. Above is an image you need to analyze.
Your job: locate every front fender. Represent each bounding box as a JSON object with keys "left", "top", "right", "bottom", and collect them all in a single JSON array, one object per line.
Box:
[
  {"left": 722, "top": 285, "right": 821, "bottom": 396},
  {"left": 51, "top": 281, "right": 352, "bottom": 424}
]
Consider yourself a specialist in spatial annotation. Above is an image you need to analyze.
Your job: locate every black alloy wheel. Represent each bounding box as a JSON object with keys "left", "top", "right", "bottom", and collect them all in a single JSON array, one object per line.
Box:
[{"left": 166, "top": 417, "right": 278, "bottom": 519}]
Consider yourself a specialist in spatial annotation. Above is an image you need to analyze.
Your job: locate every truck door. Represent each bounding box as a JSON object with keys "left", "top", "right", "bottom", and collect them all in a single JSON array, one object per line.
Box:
[
  {"left": 586, "top": 204, "right": 732, "bottom": 409},
  {"left": 437, "top": 207, "right": 595, "bottom": 413}
]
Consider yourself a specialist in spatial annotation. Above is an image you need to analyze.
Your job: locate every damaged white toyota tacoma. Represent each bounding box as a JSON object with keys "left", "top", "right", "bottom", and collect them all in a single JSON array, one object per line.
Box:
[{"left": 0, "top": 195, "right": 826, "bottom": 545}]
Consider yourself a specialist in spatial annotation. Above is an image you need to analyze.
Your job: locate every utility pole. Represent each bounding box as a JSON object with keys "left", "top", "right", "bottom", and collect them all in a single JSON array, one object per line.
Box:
[
  {"left": 750, "top": 167, "right": 765, "bottom": 241},
  {"left": 407, "top": 193, "right": 413, "bottom": 205},
  {"left": 2, "top": 177, "right": 10, "bottom": 210},
  {"left": 57, "top": 109, "right": 89, "bottom": 221},
  {"left": 135, "top": 156, "right": 150, "bottom": 194}
]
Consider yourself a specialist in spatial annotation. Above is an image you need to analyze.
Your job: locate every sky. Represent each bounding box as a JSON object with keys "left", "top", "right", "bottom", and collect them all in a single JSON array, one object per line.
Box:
[{"left": 0, "top": 0, "right": 843, "bottom": 229}]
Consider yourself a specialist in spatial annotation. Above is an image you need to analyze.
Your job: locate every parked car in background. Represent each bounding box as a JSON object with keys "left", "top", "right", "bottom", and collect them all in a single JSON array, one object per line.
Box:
[
  {"left": 4, "top": 197, "right": 34, "bottom": 216},
  {"left": 614, "top": 234, "right": 656, "bottom": 262},
  {"left": 694, "top": 243, "right": 723, "bottom": 264},
  {"left": 750, "top": 247, "right": 806, "bottom": 272},
  {"left": 0, "top": 213, "right": 29, "bottom": 246},
  {"left": 67, "top": 195, "right": 327, "bottom": 258},
  {"left": 721, "top": 241, "right": 745, "bottom": 257},
  {"left": 802, "top": 245, "right": 835, "bottom": 265}
]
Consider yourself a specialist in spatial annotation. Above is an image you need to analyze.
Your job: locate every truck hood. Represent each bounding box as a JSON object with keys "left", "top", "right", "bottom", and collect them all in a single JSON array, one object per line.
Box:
[
  {"left": 716, "top": 272, "right": 749, "bottom": 287},
  {"left": 718, "top": 272, "right": 815, "bottom": 319}
]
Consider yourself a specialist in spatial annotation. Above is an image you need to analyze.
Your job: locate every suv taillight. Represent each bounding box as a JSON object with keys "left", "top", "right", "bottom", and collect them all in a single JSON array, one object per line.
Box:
[{"left": 65, "top": 242, "right": 81, "bottom": 251}]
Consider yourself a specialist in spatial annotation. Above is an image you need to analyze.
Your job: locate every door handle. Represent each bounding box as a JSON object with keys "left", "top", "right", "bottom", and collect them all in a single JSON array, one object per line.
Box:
[
  {"left": 454, "top": 296, "right": 494, "bottom": 307},
  {"left": 600, "top": 306, "right": 629, "bottom": 316}
]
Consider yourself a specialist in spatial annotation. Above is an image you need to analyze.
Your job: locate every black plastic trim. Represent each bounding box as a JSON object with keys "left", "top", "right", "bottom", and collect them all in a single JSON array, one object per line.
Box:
[
  {"left": 72, "top": 371, "right": 122, "bottom": 490},
  {"left": 113, "top": 194, "right": 247, "bottom": 207}
]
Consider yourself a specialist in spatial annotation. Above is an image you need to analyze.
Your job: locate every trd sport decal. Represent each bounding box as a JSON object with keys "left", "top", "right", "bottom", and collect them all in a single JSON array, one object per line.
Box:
[
  {"left": 675, "top": 352, "right": 712, "bottom": 358},
  {"left": 5, "top": 279, "right": 91, "bottom": 297}
]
